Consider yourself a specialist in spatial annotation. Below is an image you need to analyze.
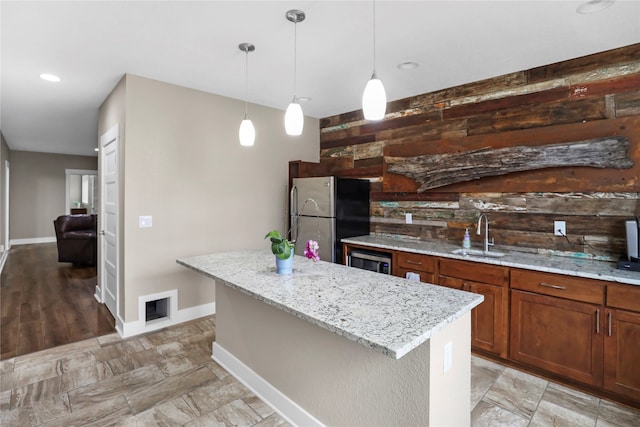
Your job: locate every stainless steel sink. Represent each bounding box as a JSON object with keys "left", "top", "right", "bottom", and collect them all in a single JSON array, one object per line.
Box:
[{"left": 451, "top": 248, "right": 506, "bottom": 258}]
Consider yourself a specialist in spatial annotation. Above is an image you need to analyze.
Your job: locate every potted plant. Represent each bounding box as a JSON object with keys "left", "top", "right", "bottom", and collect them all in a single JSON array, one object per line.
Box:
[{"left": 264, "top": 230, "right": 295, "bottom": 274}]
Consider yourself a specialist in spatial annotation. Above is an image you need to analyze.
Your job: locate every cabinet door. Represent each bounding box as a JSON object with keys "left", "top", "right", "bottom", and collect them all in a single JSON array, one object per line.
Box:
[
  {"left": 438, "top": 276, "right": 507, "bottom": 358},
  {"left": 471, "top": 282, "right": 508, "bottom": 358},
  {"left": 510, "top": 290, "right": 603, "bottom": 386},
  {"left": 604, "top": 308, "right": 640, "bottom": 400}
]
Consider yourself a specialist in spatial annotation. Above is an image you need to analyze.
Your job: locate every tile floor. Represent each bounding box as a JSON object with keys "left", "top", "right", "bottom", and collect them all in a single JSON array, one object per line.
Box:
[
  {"left": 1, "top": 315, "right": 639, "bottom": 426},
  {"left": 471, "top": 356, "right": 640, "bottom": 427}
]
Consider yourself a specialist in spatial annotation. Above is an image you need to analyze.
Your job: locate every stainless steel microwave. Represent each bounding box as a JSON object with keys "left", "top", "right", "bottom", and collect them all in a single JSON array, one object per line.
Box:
[{"left": 347, "top": 250, "right": 392, "bottom": 274}]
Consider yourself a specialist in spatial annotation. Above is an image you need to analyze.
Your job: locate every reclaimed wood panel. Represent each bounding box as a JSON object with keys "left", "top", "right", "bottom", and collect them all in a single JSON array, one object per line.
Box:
[
  {"left": 383, "top": 117, "right": 640, "bottom": 193},
  {"left": 387, "top": 136, "right": 632, "bottom": 192},
  {"left": 313, "top": 44, "right": 640, "bottom": 259},
  {"left": 616, "top": 91, "right": 640, "bottom": 117},
  {"left": 526, "top": 44, "right": 640, "bottom": 83}
]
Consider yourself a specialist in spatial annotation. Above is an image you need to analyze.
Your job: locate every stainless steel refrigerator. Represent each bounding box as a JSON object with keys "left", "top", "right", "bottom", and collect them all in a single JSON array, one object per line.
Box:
[{"left": 290, "top": 176, "right": 370, "bottom": 263}]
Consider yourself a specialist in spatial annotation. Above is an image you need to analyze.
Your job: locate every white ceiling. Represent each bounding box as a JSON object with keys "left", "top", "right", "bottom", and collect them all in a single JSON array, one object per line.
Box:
[{"left": 1, "top": 1, "right": 639, "bottom": 157}]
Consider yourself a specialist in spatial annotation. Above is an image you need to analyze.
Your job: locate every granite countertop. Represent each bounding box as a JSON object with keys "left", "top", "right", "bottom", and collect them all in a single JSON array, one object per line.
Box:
[
  {"left": 342, "top": 235, "right": 640, "bottom": 286},
  {"left": 177, "top": 250, "right": 483, "bottom": 360}
]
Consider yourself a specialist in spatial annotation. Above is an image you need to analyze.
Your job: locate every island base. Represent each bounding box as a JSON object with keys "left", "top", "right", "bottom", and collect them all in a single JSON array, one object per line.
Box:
[{"left": 213, "top": 283, "right": 471, "bottom": 426}]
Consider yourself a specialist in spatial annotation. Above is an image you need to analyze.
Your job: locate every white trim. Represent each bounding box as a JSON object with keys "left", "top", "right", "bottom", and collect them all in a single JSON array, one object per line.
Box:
[
  {"left": 3, "top": 160, "right": 10, "bottom": 255},
  {"left": 11, "top": 237, "right": 56, "bottom": 245},
  {"left": 212, "top": 342, "right": 325, "bottom": 427},
  {"left": 117, "top": 299, "right": 215, "bottom": 338}
]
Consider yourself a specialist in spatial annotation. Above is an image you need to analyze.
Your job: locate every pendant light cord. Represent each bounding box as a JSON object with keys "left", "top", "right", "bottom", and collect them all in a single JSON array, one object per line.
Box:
[
  {"left": 293, "top": 20, "right": 297, "bottom": 100},
  {"left": 244, "top": 49, "right": 249, "bottom": 118},
  {"left": 372, "top": 0, "right": 377, "bottom": 76}
]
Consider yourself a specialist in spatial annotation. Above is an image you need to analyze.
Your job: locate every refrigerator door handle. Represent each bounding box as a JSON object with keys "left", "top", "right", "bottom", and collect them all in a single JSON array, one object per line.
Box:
[{"left": 290, "top": 185, "right": 298, "bottom": 242}]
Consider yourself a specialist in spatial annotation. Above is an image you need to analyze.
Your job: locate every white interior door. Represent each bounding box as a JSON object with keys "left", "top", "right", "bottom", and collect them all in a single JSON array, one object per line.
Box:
[{"left": 100, "top": 125, "right": 119, "bottom": 318}]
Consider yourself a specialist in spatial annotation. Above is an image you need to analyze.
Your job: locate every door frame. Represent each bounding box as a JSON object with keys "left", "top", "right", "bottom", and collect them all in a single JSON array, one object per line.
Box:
[
  {"left": 97, "top": 124, "right": 120, "bottom": 324},
  {"left": 2, "top": 160, "right": 9, "bottom": 254}
]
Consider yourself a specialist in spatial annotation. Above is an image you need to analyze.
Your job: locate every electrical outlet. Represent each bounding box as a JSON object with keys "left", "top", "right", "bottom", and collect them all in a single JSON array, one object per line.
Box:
[
  {"left": 139, "top": 215, "right": 153, "bottom": 228},
  {"left": 405, "top": 213, "right": 412, "bottom": 224},
  {"left": 554, "top": 220, "right": 566, "bottom": 236},
  {"left": 444, "top": 341, "right": 453, "bottom": 373}
]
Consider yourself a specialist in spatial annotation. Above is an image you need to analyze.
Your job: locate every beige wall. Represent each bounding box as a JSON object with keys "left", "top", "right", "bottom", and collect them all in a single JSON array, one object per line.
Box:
[
  {"left": 0, "top": 133, "right": 10, "bottom": 255},
  {"left": 99, "top": 74, "right": 319, "bottom": 323},
  {"left": 216, "top": 283, "right": 470, "bottom": 425},
  {"left": 8, "top": 150, "right": 97, "bottom": 240}
]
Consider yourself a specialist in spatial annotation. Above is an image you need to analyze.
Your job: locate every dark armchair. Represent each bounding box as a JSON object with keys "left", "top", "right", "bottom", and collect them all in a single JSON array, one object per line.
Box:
[{"left": 53, "top": 214, "right": 97, "bottom": 266}]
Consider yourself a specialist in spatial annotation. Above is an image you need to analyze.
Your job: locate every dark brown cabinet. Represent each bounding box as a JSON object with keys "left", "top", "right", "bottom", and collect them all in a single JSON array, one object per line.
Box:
[
  {"left": 510, "top": 269, "right": 606, "bottom": 387},
  {"left": 511, "top": 289, "right": 604, "bottom": 386},
  {"left": 439, "top": 259, "right": 509, "bottom": 358},
  {"left": 343, "top": 242, "right": 640, "bottom": 406},
  {"left": 604, "top": 284, "right": 640, "bottom": 400}
]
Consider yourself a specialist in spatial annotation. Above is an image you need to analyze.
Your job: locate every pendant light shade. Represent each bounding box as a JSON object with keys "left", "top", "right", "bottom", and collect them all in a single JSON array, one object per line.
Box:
[
  {"left": 362, "top": 74, "right": 387, "bottom": 120},
  {"left": 285, "top": 9, "right": 305, "bottom": 136},
  {"left": 285, "top": 99, "right": 304, "bottom": 135},
  {"left": 238, "top": 42, "right": 255, "bottom": 146},
  {"left": 362, "top": 1, "right": 386, "bottom": 121},
  {"left": 239, "top": 115, "right": 255, "bottom": 147}
]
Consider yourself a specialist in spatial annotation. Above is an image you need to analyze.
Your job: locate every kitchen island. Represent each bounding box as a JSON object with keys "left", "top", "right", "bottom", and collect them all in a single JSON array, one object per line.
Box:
[{"left": 177, "top": 250, "right": 483, "bottom": 426}]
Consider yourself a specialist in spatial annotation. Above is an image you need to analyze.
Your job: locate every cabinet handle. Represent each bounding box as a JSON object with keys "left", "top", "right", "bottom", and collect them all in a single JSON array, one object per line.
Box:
[
  {"left": 596, "top": 309, "right": 600, "bottom": 334},
  {"left": 608, "top": 312, "right": 612, "bottom": 337},
  {"left": 539, "top": 282, "right": 566, "bottom": 290},
  {"left": 405, "top": 260, "right": 422, "bottom": 265}
]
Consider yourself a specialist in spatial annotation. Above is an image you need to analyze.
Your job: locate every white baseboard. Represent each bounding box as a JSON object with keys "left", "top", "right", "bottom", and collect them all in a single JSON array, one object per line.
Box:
[
  {"left": 212, "top": 342, "right": 325, "bottom": 427},
  {"left": 118, "top": 301, "right": 216, "bottom": 338},
  {"left": 10, "top": 237, "right": 56, "bottom": 245}
]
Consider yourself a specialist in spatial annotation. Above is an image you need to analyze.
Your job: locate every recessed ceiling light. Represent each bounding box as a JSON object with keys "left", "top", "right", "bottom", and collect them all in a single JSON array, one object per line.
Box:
[
  {"left": 397, "top": 62, "right": 419, "bottom": 70},
  {"left": 40, "top": 73, "right": 61, "bottom": 82},
  {"left": 94, "top": 148, "right": 99, "bottom": 152},
  {"left": 576, "top": 0, "right": 615, "bottom": 14}
]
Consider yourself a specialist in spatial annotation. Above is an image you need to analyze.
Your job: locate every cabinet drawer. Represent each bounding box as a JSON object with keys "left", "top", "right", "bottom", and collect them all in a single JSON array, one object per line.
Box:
[
  {"left": 511, "top": 269, "right": 605, "bottom": 305},
  {"left": 607, "top": 283, "right": 640, "bottom": 312},
  {"left": 439, "top": 258, "right": 508, "bottom": 286},
  {"left": 397, "top": 252, "right": 436, "bottom": 273},
  {"left": 438, "top": 275, "right": 465, "bottom": 290}
]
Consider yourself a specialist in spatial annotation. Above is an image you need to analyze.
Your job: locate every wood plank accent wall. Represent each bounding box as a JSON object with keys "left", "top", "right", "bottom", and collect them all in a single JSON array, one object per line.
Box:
[{"left": 292, "top": 44, "right": 640, "bottom": 261}]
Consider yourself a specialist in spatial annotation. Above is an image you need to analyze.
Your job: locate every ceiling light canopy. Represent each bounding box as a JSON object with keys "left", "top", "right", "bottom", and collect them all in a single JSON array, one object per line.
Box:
[
  {"left": 284, "top": 9, "right": 305, "bottom": 136},
  {"left": 238, "top": 43, "right": 256, "bottom": 147},
  {"left": 40, "top": 73, "right": 61, "bottom": 82},
  {"left": 576, "top": 0, "right": 615, "bottom": 14},
  {"left": 397, "top": 61, "right": 419, "bottom": 70}
]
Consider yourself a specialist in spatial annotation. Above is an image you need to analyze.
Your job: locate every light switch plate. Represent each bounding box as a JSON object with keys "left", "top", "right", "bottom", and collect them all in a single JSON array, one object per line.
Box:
[
  {"left": 405, "top": 213, "right": 412, "bottom": 224},
  {"left": 139, "top": 215, "right": 153, "bottom": 228},
  {"left": 444, "top": 341, "right": 453, "bottom": 373}
]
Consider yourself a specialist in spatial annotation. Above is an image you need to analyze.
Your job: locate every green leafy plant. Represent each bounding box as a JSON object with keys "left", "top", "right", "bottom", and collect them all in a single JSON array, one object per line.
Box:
[{"left": 264, "top": 230, "right": 295, "bottom": 260}]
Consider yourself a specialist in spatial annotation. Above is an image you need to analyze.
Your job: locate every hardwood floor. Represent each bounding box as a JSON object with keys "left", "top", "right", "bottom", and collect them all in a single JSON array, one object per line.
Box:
[{"left": 0, "top": 243, "right": 115, "bottom": 360}]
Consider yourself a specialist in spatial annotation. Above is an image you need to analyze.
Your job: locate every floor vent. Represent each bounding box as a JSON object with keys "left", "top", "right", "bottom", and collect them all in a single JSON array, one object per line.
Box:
[{"left": 145, "top": 297, "right": 169, "bottom": 322}]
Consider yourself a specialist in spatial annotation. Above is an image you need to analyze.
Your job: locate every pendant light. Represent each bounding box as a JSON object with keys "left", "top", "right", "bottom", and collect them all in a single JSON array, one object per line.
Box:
[
  {"left": 285, "top": 9, "right": 305, "bottom": 136},
  {"left": 238, "top": 43, "right": 256, "bottom": 146},
  {"left": 362, "top": 0, "right": 386, "bottom": 120}
]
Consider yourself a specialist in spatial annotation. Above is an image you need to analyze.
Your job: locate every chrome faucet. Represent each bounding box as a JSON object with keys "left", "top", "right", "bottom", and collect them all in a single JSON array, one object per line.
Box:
[{"left": 477, "top": 213, "right": 495, "bottom": 253}]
